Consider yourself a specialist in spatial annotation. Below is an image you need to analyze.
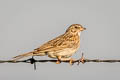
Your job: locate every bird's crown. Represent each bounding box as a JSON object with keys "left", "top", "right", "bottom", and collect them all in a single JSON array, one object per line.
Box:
[{"left": 66, "top": 24, "right": 86, "bottom": 34}]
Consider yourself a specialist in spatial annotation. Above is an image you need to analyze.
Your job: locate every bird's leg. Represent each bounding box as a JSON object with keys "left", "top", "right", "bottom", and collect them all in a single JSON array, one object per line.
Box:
[
  {"left": 56, "top": 56, "right": 61, "bottom": 64},
  {"left": 56, "top": 57, "right": 76, "bottom": 65},
  {"left": 60, "top": 57, "right": 75, "bottom": 65}
]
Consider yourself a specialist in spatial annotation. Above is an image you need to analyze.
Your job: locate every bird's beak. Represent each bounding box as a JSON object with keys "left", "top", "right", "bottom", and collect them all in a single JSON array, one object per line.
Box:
[
  {"left": 80, "top": 27, "right": 86, "bottom": 31},
  {"left": 83, "top": 27, "right": 86, "bottom": 30}
]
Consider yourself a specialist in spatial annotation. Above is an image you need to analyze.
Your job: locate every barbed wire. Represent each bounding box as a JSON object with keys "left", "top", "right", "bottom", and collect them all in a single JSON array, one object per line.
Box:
[
  {"left": 0, "top": 54, "right": 120, "bottom": 70},
  {"left": 1, "top": 58, "right": 120, "bottom": 63}
]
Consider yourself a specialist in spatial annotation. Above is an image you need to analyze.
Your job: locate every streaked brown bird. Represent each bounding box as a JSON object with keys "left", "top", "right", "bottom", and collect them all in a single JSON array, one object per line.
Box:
[{"left": 12, "top": 24, "right": 86, "bottom": 64}]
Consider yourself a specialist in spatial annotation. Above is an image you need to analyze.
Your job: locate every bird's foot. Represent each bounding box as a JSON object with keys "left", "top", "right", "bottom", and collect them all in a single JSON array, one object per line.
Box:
[
  {"left": 69, "top": 58, "right": 75, "bottom": 65},
  {"left": 56, "top": 56, "right": 61, "bottom": 64},
  {"left": 56, "top": 60, "right": 61, "bottom": 64},
  {"left": 78, "top": 53, "right": 85, "bottom": 65}
]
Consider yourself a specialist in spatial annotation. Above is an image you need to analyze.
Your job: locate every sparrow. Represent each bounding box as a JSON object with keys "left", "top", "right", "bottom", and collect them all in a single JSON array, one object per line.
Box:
[{"left": 12, "top": 24, "right": 86, "bottom": 64}]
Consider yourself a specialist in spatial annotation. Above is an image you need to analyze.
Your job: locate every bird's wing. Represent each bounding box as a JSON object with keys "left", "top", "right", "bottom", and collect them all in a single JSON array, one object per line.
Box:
[{"left": 34, "top": 34, "right": 74, "bottom": 53}]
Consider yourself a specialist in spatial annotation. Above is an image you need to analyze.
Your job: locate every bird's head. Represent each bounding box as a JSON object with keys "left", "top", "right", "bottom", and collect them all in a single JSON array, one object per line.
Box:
[{"left": 66, "top": 24, "right": 86, "bottom": 35}]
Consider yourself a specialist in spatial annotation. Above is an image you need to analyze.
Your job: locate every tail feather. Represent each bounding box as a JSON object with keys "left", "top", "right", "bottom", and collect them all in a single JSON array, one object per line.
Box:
[{"left": 12, "top": 52, "right": 33, "bottom": 61}]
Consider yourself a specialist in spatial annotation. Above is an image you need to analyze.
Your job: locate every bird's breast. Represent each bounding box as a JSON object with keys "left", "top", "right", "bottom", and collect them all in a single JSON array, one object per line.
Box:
[
  {"left": 47, "top": 48, "right": 78, "bottom": 58},
  {"left": 56, "top": 48, "right": 78, "bottom": 58}
]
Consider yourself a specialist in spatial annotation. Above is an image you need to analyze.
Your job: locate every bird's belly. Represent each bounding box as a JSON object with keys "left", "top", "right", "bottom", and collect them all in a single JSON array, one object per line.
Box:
[{"left": 47, "top": 48, "right": 77, "bottom": 58}]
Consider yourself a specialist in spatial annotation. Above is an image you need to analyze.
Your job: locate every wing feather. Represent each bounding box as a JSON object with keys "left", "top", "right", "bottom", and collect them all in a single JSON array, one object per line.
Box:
[{"left": 34, "top": 33, "right": 80, "bottom": 53}]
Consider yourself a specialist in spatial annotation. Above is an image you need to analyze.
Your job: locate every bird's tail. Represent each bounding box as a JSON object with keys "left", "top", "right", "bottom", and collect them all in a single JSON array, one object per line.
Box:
[{"left": 12, "top": 51, "right": 34, "bottom": 61}]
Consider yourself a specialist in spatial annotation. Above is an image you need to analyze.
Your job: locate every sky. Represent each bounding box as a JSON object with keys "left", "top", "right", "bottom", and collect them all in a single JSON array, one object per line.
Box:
[{"left": 0, "top": 0, "right": 120, "bottom": 80}]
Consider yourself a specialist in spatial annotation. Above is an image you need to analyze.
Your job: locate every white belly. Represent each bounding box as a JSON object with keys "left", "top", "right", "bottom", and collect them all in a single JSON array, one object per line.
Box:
[{"left": 47, "top": 48, "right": 77, "bottom": 58}]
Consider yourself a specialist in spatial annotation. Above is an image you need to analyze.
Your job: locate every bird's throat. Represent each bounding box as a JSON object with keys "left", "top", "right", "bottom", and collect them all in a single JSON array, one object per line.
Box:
[{"left": 78, "top": 32, "right": 81, "bottom": 36}]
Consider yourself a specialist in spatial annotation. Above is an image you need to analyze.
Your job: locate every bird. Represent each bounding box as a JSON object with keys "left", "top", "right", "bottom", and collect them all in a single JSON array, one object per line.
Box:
[{"left": 12, "top": 24, "right": 86, "bottom": 64}]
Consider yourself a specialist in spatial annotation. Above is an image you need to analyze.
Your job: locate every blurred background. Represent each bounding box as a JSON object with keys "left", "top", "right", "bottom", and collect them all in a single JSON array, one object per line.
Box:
[{"left": 0, "top": 0, "right": 120, "bottom": 80}]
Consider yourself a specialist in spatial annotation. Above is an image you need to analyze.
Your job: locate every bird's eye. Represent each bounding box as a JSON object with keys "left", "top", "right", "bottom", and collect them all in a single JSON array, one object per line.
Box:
[{"left": 75, "top": 26, "right": 78, "bottom": 28}]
